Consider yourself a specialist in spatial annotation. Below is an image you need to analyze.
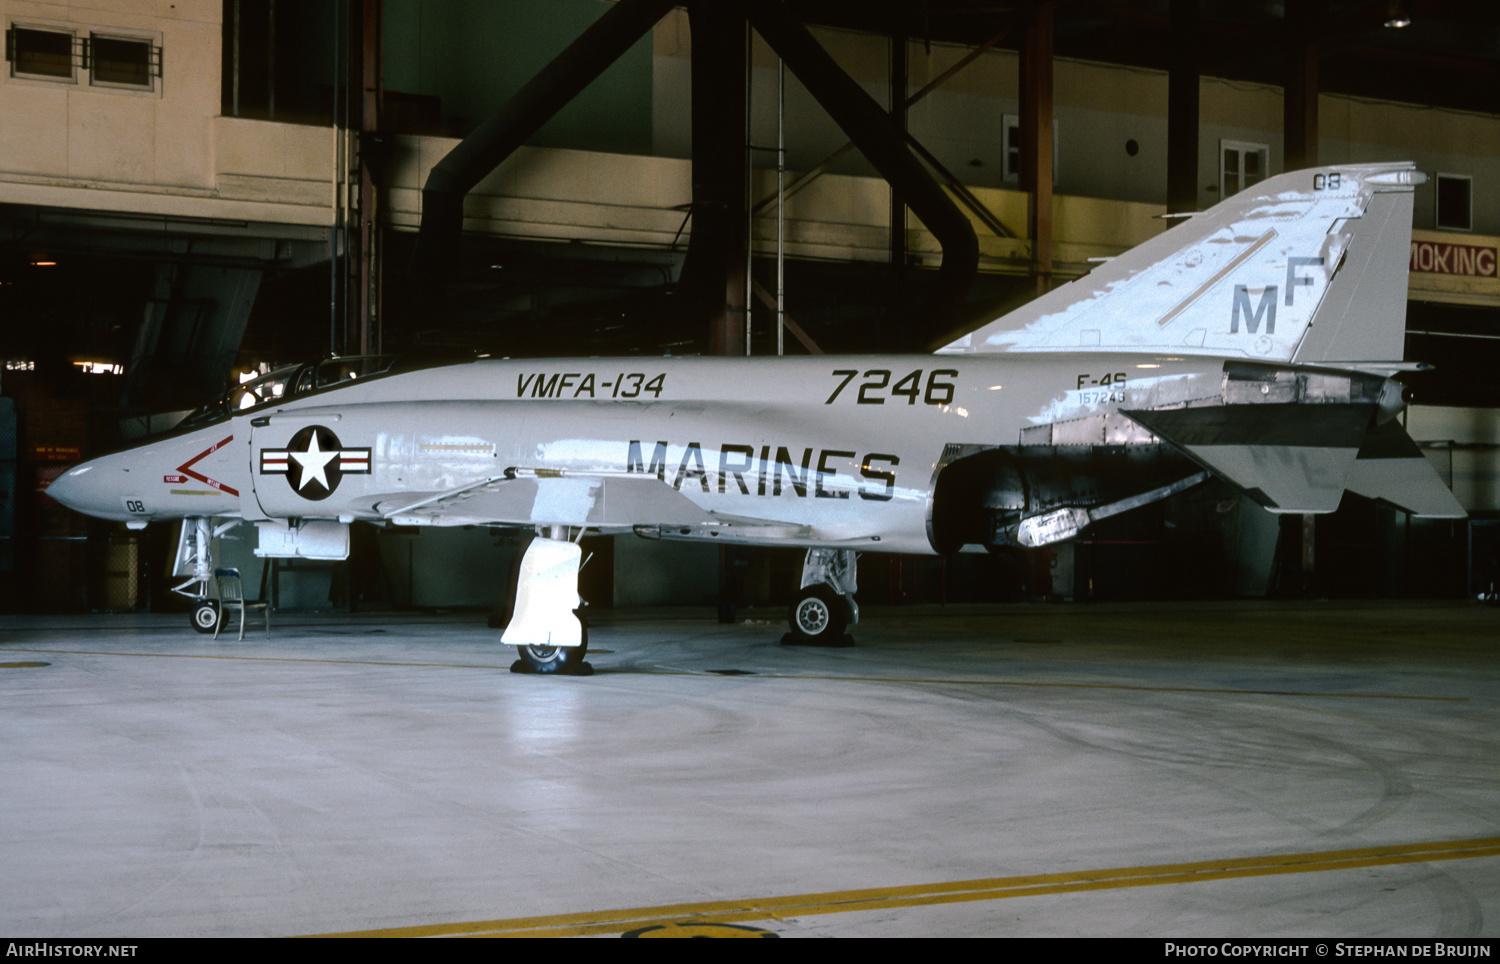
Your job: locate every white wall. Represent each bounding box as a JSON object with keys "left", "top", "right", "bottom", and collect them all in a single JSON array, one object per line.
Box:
[{"left": 0, "top": 0, "right": 220, "bottom": 189}]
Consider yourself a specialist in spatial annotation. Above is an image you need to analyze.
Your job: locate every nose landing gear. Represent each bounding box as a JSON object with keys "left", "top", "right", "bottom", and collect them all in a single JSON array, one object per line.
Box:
[
  {"left": 174, "top": 517, "right": 238, "bottom": 634},
  {"left": 190, "top": 599, "right": 221, "bottom": 634}
]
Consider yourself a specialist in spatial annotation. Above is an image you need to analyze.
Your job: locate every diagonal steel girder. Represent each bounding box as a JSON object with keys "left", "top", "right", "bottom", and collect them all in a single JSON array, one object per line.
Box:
[
  {"left": 744, "top": 0, "right": 978, "bottom": 320},
  {"left": 751, "top": 23, "right": 1019, "bottom": 240},
  {"left": 415, "top": 0, "right": 979, "bottom": 328}
]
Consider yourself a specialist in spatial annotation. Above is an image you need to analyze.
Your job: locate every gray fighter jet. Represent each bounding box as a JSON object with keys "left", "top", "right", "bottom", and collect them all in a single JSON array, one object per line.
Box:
[{"left": 49, "top": 162, "right": 1463, "bottom": 672}]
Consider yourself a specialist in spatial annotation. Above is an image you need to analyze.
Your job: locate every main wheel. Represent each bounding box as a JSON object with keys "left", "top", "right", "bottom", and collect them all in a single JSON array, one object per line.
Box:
[
  {"left": 190, "top": 600, "right": 220, "bottom": 634},
  {"left": 514, "top": 626, "right": 589, "bottom": 674},
  {"left": 788, "top": 585, "right": 848, "bottom": 643}
]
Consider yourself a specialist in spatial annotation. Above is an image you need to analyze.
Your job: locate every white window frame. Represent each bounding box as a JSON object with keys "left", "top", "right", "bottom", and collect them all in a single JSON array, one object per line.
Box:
[
  {"left": 4, "top": 20, "right": 160, "bottom": 95},
  {"left": 1435, "top": 173, "right": 1473, "bottom": 232},
  {"left": 1220, "top": 140, "right": 1270, "bottom": 198},
  {"left": 1002, "top": 114, "right": 1059, "bottom": 186},
  {"left": 87, "top": 31, "right": 161, "bottom": 93},
  {"left": 6, "top": 22, "right": 80, "bottom": 85}
]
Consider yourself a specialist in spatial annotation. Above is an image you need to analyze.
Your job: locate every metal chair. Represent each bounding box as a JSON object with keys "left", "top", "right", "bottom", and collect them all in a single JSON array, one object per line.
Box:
[{"left": 212, "top": 567, "right": 270, "bottom": 641}]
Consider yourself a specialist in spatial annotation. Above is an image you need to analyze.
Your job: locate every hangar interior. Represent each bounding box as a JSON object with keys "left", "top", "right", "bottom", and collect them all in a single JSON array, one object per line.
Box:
[
  {"left": 2, "top": 0, "right": 1499, "bottom": 617},
  {"left": 5, "top": 0, "right": 1500, "bottom": 942}
]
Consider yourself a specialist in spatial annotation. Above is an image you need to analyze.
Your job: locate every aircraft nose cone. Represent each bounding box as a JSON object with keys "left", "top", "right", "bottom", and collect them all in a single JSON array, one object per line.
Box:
[
  {"left": 45, "top": 467, "right": 84, "bottom": 510},
  {"left": 46, "top": 462, "right": 120, "bottom": 519}
]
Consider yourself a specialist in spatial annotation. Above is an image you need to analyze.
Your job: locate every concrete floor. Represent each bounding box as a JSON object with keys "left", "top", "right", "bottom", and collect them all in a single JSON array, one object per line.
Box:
[{"left": 1, "top": 600, "right": 1497, "bottom": 938}]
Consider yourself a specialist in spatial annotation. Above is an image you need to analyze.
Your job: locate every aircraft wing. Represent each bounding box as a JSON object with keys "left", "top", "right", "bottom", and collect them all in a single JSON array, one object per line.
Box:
[
  {"left": 373, "top": 469, "right": 835, "bottom": 543},
  {"left": 375, "top": 470, "right": 717, "bottom": 529}
]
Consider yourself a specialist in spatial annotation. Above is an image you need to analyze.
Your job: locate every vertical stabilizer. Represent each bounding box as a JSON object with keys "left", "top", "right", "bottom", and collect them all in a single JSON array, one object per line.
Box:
[
  {"left": 1289, "top": 189, "right": 1415, "bottom": 364},
  {"left": 938, "top": 163, "right": 1426, "bottom": 362}
]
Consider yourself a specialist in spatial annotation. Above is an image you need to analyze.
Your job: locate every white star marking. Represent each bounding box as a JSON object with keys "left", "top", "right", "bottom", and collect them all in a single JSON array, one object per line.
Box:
[{"left": 291, "top": 432, "right": 338, "bottom": 491}]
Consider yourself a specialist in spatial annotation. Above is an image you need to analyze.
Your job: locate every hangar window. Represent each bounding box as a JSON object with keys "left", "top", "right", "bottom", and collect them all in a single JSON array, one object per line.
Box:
[
  {"left": 5, "top": 26, "right": 80, "bottom": 81},
  {"left": 1436, "top": 174, "right": 1472, "bottom": 232},
  {"left": 89, "top": 34, "right": 159, "bottom": 90},
  {"left": 1003, "top": 114, "right": 1059, "bottom": 186},
  {"left": 1220, "top": 141, "right": 1269, "bottom": 197},
  {"left": 3, "top": 24, "right": 160, "bottom": 90}
]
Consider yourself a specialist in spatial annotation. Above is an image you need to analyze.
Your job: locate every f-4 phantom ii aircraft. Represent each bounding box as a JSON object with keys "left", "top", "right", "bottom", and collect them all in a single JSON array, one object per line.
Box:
[{"left": 49, "top": 161, "right": 1464, "bottom": 672}]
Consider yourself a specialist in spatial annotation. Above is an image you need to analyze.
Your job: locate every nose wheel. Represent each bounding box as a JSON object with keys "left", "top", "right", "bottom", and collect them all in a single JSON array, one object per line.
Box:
[{"left": 190, "top": 599, "right": 220, "bottom": 634}]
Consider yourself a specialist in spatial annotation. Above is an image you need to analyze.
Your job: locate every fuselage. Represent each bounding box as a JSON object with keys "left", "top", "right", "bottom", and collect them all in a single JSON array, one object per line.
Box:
[{"left": 48, "top": 353, "right": 1225, "bottom": 555}]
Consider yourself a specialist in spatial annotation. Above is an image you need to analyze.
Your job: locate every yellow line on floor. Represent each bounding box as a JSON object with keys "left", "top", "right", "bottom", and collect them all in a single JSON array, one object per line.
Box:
[
  {"left": 313, "top": 837, "right": 1500, "bottom": 938},
  {"left": 4, "top": 648, "right": 1464, "bottom": 700}
]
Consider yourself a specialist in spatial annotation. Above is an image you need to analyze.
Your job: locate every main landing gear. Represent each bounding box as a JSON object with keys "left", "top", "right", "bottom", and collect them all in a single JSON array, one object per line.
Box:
[
  {"left": 784, "top": 548, "right": 858, "bottom": 647},
  {"left": 514, "top": 633, "right": 589, "bottom": 674},
  {"left": 504, "top": 529, "right": 593, "bottom": 675}
]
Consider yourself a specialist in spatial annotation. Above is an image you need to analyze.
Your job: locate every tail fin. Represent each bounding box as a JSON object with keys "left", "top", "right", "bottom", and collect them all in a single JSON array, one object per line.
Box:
[{"left": 938, "top": 162, "right": 1426, "bottom": 363}]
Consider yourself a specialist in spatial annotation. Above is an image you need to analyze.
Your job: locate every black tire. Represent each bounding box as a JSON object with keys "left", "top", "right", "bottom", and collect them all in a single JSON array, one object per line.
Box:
[
  {"left": 515, "top": 625, "right": 589, "bottom": 674},
  {"left": 788, "top": 585, "right": 848, "bottom": 642},
  {"left": 190, "top": 600, "right": 220, "bottom": 634}
]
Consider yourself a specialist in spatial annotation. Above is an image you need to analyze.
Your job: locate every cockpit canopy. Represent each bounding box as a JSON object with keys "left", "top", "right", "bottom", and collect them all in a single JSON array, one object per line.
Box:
[{"left": 179, "top": 355, "right": 398, "bottom": 428}]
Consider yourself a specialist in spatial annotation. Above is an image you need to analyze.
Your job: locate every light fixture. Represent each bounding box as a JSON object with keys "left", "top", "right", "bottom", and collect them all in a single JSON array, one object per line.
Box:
[
  {"left": 73, "top": 360, "right": 123, "bottom": 375},
  {"left": 1384, "top": 1, "right": 1411, "bottom": 27}
]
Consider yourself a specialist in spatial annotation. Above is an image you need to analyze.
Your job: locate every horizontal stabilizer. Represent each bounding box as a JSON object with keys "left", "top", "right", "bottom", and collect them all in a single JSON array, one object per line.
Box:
[
  {"left": 1124, "top": 404, "right": 1375, "bottom": 513},
  {"left": 1345, "top": 419, "right": 1466, "bottom": 517}
]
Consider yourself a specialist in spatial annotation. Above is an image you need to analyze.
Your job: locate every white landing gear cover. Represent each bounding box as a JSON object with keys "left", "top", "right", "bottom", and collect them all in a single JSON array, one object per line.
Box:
[{"left": 501, "top": 537, "right": 584, "bottom": 649}]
